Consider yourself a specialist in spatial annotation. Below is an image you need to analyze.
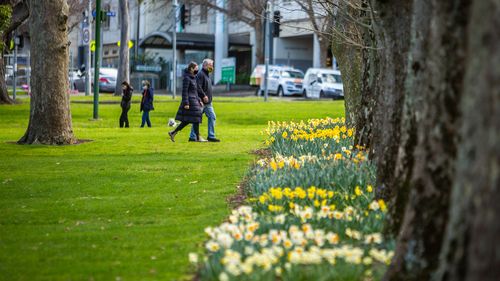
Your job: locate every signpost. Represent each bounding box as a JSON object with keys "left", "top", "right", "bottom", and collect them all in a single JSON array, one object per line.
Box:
[
  {"left": 93, "top": 0, "right": 102, "bottom": 119},
  {"left": 172, "top": 0, "right": 178, "bottom": 99},
  {"left": 84, "top": 1, "right": 91, "bottom": 97},
  {"left": 220, "top": 57, "right": 236, "bottom": 90}
]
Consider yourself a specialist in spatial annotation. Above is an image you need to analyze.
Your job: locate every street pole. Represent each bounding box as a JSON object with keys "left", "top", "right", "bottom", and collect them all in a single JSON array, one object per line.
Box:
[
  {"left": 172, "top": 0, "right": 177, "bottom": 99},
  {"left": 93, "top": 0, "right": 102, "bottom": 119},
  {"left": 85, "top": 0, "right": 92, "bottom": 96},
  {"left": 13, "top": 30, "right": 18, "bottom": 101},
  {"left": 263, "top": 1, "right": 271, "bottom": 102}
]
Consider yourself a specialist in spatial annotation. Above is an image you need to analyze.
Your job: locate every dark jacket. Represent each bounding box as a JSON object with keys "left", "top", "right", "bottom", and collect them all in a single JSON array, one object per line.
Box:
[
  {"left": 175, "top": 69, "right": 203, "bottom": 123},
  {"left": 196, "top": 68, "right": 213, "bottom": 104},
  {"left": 140, "top": 87, "right": 154, "bottom": 112},
  {"left": 121, "top": 87, "right": 133, "bottom": 109}
]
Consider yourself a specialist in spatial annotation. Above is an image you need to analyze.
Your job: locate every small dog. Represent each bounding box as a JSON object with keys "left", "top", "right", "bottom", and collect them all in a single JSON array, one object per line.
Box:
[{"left": 168, "top": 118, "right": 177, "bottom": 127}]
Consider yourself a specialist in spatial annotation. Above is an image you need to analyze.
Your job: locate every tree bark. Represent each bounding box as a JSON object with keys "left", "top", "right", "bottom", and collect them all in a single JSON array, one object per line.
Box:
[
  {"left": 18, "top": 0, "right": 76, "bottom": 145},
  {"left": 384, "top": 0, "right": 471, "bottom": 280},
  {"left": 354, "top": 0, "right": 376, "bottom": 147},
  {"left": 385, "top": 0, "right": 431, "bottom": 236},
  {"left": 115, "top": 0, "right": 130, "bottom": 95},
  {"left": 433, "top": 1, "right": 500, "bottom": 280},
  {"left": 0, "top": 54, "right": 13, "bottom": 104},
  {"left": 369, "top": 0, "right": 412, "bottom": 202},
  {"left": 331, "top": 0, "right": 363, "bottom": 128}
]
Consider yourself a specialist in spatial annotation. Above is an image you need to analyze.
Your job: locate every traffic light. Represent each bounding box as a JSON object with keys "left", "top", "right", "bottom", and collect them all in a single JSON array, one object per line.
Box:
[
  {"left": 180, "top": 4, "right": 190, "bottom": 30},
  {"left": 273, "top": 11, "right": 282, "bottom": 37}
]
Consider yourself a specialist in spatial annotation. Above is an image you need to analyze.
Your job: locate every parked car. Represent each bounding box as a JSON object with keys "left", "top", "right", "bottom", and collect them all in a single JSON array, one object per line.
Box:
[
  {"left": 251, "top": 65, "right": 304, "bottom": 96},
  {"left": 250, "top": 64, "right": 285, "bottom": 95},
  {"left": 73, "top": 67, "right": 117, "bottom": 93},
  {"left": 267, "top": 68, "right": 304, "bottom": 96},
  {"left": 303, "top": 68, "right": 344, "bottom": 99}
]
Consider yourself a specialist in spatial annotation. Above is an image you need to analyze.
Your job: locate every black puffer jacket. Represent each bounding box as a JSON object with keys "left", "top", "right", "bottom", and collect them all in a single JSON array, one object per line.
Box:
[
  {"left": 121, "top": 87, "right": 133, "bottom": 109},
  {"left": 196, "top": 68, "right": 213, "bottom": 104},
  {"left": 175, "top": 69, "right": 203, "bottom": 123}
]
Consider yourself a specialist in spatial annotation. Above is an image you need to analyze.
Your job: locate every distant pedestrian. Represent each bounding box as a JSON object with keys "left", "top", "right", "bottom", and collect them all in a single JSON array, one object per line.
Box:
[
  {"left": 189, "top": 58, "right": 220, "bottom": 142},
  {"left": 119, "top": 81, "right": 133, "bottom": 128},
  {"left": 140, "top": 80, "right": 154, "bottom": 128},
  {"left": 168, "top": 62, "right": 206, "bottom": 142}
]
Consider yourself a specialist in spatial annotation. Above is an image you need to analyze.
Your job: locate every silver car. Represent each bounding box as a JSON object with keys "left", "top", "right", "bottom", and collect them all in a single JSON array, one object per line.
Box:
[{"left": 73, "top": 67, "right": 117, "bottom": 93}]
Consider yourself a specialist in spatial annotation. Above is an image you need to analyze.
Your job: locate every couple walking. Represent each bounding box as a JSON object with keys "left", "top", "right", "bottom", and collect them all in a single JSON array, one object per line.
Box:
[{"left": 169, "top": 59, "right": 220, "bottom": 142}]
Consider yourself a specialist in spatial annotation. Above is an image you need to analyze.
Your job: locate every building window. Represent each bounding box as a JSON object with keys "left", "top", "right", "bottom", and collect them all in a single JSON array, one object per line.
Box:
[
  {"left": 200, "top": 5, "right": 207, "bottom": 24},
  {"left": 102, "top": 4, "right": 111, "bottom": 30}
]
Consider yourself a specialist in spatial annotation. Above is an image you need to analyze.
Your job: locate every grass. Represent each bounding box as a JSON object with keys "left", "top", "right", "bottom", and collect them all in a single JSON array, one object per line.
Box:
[{"left": 0, "top": 94, "right": 344, "bottom": 281}]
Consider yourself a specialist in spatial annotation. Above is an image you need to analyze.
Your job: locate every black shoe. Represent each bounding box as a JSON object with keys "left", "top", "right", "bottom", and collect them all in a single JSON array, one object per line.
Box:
[
  {"left": 207, "top": 137, "right": 220, "bottom": 142},
  {"left": 188, "top": 138, "right": 197, "bottom": 142},
  {"left": 168, "top": 131, "right": 177, "bottom": 142}
]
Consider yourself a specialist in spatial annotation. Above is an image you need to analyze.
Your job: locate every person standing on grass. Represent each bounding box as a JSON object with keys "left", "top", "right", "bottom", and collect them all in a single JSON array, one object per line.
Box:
[
  {"left": 189, "top": 58, "right": 220, "bottom": 142},
  {"left": 119, "top": 81, "right": 133, "bottom": 128},
  {"left": 140, "top": 80, "right": 154, "bottom": 128},
  {"left": 169, "top": 62, "right": 206, "bottom": 142}
]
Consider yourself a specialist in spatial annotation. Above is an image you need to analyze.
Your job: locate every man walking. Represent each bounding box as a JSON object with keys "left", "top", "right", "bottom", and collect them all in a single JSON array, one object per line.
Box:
[{"left": 189, "top": 59, "right": 220, "bottom": 142}]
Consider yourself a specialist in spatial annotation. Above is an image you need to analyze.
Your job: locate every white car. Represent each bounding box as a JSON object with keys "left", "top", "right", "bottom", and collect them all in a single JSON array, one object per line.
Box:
[
  {"left": 303, "top": 68, "right": 344, "bottom": 99},
  {"left": 260, "top": 67, "right": 305, "bottom": 96}
]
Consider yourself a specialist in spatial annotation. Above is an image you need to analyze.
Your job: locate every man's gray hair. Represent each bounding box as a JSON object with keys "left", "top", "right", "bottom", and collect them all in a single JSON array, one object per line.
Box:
[{"left": 202, "top": 58, "right": 214, "bottom": 67}]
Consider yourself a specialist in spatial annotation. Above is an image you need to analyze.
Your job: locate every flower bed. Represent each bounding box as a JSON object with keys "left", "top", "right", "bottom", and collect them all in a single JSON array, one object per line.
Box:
[{"left": 190, "top": 117, "right": 394, "bottom": 281}]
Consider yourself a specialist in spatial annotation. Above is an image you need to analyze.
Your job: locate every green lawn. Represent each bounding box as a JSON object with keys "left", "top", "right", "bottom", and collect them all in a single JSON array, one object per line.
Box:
[{"left": 0, "top": 95, "right": 344, "bottom": 281}]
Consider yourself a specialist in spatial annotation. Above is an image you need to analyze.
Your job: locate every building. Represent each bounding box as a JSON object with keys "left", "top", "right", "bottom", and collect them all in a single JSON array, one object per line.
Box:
[{"left": 69, "top": 0, "right": 335, "bottom": 89}]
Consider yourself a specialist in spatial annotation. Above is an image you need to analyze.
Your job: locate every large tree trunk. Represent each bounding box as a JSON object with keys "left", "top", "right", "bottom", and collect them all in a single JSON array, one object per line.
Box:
[
  {"left": 115, "top": 0, "right": 129, "bottom": 95},
  {"left": 385, "top": 0, "right": 431, "bottom": 236},
  {"left": 369, "top": 0, "right": 412, "bottom": 202},
  {"left": 383, "top": 0, "right": 471, "bottom": 280},
  {"left": 433, "top": 1, "right": 500, "bottom": 280},
  {"left": 18, "top": 0, "right": 76, "bottom": 145},
  {"left": 0, "top": 1, "right": 29, "bottom": 105}
]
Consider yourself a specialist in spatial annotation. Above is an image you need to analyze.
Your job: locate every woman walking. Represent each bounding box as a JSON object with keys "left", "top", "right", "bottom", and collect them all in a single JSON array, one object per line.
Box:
[
  {"left": 119, "top": 81, "right": 133, "bottom": 128},
  {"left": 140, "top": 80, "right": 154, "bottom": 127},
  {"left": 169, "top": 62, "right": 205, "bottom": 142}
]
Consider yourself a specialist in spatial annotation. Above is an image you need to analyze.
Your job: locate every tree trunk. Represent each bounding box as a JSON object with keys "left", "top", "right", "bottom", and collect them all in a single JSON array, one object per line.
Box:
[
  {"left": 383, "top": 0, "right": 471, "bottom": 280},
  {"left": 0, "top": 53, "right": 13, "bottom": 104},
  {"left": 18, "top": 0, "right": 76, "bottom": 145},
  {"left": 253, "top": 18, "right": 264, "bottom": 64},
  {"left": 318, "top": 37, "right": 329, "bottom": 68},
  {"left": 115, "top": 0, "right": 129, "bottom": 95},
  {"left": 331, "top": 0, "right": 363, "bottom": 128},
  {"left": 0, "top": 1, "right": 29, "bottom": 105},
  {"left": 369, "top": 0, "right": 412, "bottom": 202},
  {"left": 433, "top": 1, "right": 500, "bottom": 280},
  {"left": 354, "top": 0, "right": 377, "bottom": 147},
  {"left": 385, "top": 0, "right": 431, "bottom": 236}
]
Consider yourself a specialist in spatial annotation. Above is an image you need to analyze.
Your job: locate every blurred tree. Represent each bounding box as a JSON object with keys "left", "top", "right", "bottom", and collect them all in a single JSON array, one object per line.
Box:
[{"left": 115, "top": 0, "right": 130, "bottom": 95}]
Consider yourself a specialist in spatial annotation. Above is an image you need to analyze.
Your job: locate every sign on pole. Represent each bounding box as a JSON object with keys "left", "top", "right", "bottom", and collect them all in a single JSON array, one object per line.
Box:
[
  {"left": 220, "top": 57, "right": 236, "bottom": 84},
  {"left": 82, "top": 25, "right": 90, "bottom": 45},
  {"left": 117, "top": 40, "right": 134, "bottom": 49}
]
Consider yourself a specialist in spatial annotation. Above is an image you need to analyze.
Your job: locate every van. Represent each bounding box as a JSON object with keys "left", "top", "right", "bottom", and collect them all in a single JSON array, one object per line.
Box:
[{"left": 303, "top": 68, "right": 343, "bottom": 99}]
